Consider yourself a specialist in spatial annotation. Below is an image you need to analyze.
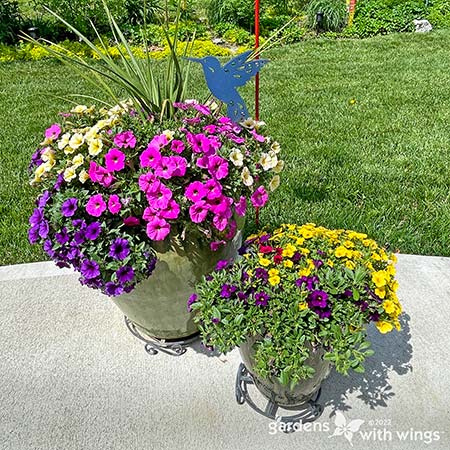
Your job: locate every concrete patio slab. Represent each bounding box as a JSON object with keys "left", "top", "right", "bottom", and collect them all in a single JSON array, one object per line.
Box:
[{"left": 0, "top": 254, "right": 449, "bottom": 450}]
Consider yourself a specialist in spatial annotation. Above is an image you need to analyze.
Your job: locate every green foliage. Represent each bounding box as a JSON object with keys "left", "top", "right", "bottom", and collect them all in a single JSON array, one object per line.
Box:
[
  {"left": 427, "top": 0, "right": 450, "bottom": 28},
  {"left": 348, "top": 0, "right": 427, "bottom": 37},
  {"left": 207, "top": 0, "right": 255, "bottom": 29},
  {"left": 0, "top": 0, "right": 22, "bottom": 44},
  {"left": 223, "top": 27, "right": 253, "bottom": 45},
  {"left": 306, "top": 0, "right": 348, "bottom": 32}
]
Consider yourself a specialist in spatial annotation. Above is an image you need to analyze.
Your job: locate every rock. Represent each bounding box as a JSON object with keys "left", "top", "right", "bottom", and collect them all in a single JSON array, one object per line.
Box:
[
  {"left": 414, "top": 19, "right": 432, "bottom": 33},
  {"left": 212, "top": 37, "right": 224, "bottom": 45}
]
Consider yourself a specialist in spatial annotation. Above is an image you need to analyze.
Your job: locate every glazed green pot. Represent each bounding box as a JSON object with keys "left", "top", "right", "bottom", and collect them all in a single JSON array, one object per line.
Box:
[
  {"left": 239, "top": 336, "right": 331, "bottom": 408},
  {"left": 111, "top": 229, "right": 242, "bottom": 340}
]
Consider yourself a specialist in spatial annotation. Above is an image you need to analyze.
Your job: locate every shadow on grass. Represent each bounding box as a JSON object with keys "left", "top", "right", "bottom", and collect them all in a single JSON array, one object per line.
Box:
[{"left": 320, "top": 313, "right": 412, "bottom": 412}]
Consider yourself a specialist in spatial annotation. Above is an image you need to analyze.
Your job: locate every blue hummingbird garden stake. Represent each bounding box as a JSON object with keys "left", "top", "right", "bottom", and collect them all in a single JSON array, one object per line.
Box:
[{"left": 186, "top": 50, "right": 269, "bottom": 123}]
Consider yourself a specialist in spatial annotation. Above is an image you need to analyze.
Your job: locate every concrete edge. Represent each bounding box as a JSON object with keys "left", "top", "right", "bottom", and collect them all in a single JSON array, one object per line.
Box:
[{"left": 0, "top": 253, "right": 449, "bottom": 283}]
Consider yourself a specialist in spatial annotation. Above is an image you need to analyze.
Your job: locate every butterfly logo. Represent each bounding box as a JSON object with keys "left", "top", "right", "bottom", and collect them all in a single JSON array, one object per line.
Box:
[{"left": 329, "top": 411, "right": 365, "bottom": 446}]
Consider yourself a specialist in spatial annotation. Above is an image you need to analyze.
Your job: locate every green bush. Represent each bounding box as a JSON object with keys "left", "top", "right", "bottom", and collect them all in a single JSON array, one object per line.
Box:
[
  {"left": 348, "top": 0, "right": 426, "bottom": 37},
  {"left": 0, "top": 0, "right": 22, "bottom": 44},
  {"left": 223, "top": 26, "right": 253, "bottom": 44},
  {"left": 306, "top": 0, "right": 348, "bottom": 32},
  {"left": 427, "top": 0, "right": 450, "bottom": 28},
  {"left": 207, "top": 0, "right": 255, "bottom": 29}
]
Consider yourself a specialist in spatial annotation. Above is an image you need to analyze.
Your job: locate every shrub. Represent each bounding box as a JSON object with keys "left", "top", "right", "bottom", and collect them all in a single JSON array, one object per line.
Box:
[
  {"left": 306, "top": 0, "right": 348, "bottom": 32},
  {"left": 348, "top": 0, "right": 426, "bottom": 37},
  {"left": 223, "top": 27, "right": 253, "bottom": 45},
  {"left": 0, "top": 0, "right": 22, "bottom": 44},
  {"left": 207, "top": 0, "right": 255, "bottom": 29},
  {"left": 427, "top": 0, "right": 450, "bottom": 28}
]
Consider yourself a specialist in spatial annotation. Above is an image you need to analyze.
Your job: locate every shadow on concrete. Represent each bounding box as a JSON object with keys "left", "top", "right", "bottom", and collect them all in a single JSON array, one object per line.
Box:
[{"left": 320, "top": 313, "right": 413, "bottom": 412}]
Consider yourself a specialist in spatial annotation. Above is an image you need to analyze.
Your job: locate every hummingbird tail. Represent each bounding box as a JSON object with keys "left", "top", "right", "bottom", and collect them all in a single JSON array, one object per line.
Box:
[{"left": 226, "top": 94, "right": 250, "bottom": 124}]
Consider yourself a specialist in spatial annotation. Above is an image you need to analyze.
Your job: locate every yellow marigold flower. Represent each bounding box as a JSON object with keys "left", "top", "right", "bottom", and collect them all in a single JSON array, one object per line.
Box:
[
  {"left": 63, "top": 166, "right": 77, "bottom": 182},
  {"left": 382, "top": 300, "right": 396, "bottom": 314},
  {"left": 79, "top": 170, "right": 89, "bottom": 184},
  {"left": 268, "top": 268, "right": 279, "bottom": 277},
  {"left": 72, "top": 154, "right": 84, "bottom": 168},
  {"left": 298, "top": 302, "right": 308, "bottom": 310},
  {"left": 372, "top": 271, "right": 387, "bottom": 288},
  {"left": 345, "top": 260, "right": 356, "bottom": 270},
  {"left": 376, "top": 321, "right": 394, "bottom": 334},
  {"left": 268, "top": 275, "right": 281, "bottom": 286},
  {"left": 69, "top": 133, "right": 85, "bottom": 150},
  {"left": 335, "top": 246, "right": 348, "bottom": 258},
  {"left": 284, "top": 260, "right": 293, "bottom": 268},
  {"left": 89, "top": 138, "right": 103, "bottom": 156},
  {"left": 375, "top": 287, "right": 386, "bottom": 299},
  {"left": 259, "top": 258, "right": 271, "bottom": 267},
  {"left": 282, "top": 243, "right": 297, "bottom": 258}
]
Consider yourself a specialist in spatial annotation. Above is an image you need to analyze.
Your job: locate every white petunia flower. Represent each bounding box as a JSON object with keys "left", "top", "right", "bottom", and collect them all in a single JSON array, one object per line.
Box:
[
  {"left": 241, "top": 167, "right": 254, "bottom": 187},
  {"left": 271, "top": 141, "right": 281, "bottom": 154},
  {"left": 88, "top": 138, "right": 103, "bottom": 156},
  {"left": 71, "top": 105, "right": 88, "bottom": 114},
  {"left": 259, "top": 153, "right": 274, "bottom": 171},
  {"left": 57, "top": 133, "right": 71, "bottom": 150},
  {"left": 69, "top": 133, "right": 85, "bottom": 150},
  {"left": 269, "top": 175, "right": 280, "bottom": 191},
  {"left": 229, "top": 148, "right": 244, "bottom": 167},
  {"left": 273, "top": 160, "right": 285, "bottom": 173}
]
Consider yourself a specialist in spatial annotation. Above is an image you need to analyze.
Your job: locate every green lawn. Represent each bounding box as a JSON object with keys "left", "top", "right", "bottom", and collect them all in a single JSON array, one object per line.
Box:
[{"left": 1, "top": 31, "right": 450, "bottom": 265}]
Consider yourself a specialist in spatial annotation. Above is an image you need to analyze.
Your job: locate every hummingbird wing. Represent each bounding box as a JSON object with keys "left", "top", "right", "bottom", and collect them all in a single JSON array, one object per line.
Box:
[
  {"left": 223, "top": 51, "right": 269, "bottom": 87},
  {"left": 226, "top": 92, "right": 250, "bottom": 123}
]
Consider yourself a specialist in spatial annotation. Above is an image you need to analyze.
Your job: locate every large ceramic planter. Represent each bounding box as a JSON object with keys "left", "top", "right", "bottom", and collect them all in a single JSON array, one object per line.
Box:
[
  {"left": 239, "top": 336, "right": 331, "bottom": 408},
  {"left": 111, "top": 229, "right": 242, "bottom": 340}
]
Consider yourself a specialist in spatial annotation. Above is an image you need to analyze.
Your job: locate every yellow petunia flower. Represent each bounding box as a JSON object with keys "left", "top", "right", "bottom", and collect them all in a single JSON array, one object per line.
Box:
[
  {"left": 88, "top": 138, "right": 103, "bottom": 156},
  {"left": 72, "top": 154, "right": 84, "bottom": 168},
  {"left": 282, "top": 243, "right": 297, "bottom": 258},
  {"left": 79, "top": 170, "right": 89, "bottom": 184},
  {"left": 284, "top": 260, "right": 293, "bottom": 268},
  {"left": 327, "top": 259, "right": 334, "bottom": 268},
  {"left": 259, "top": 258, "right": 271, "bottom": 267},
  {"left": 376, "top": 321, "right": 394, "bottom": 334},
  {"left": 268, "top": 268, "right": 279, "bottom": 277},
  {"left": 298, "top": 302, "right": 308, "bottom": 310},
  {"left": 335, "top": 246, "right": 348, "bottom": 258},
  {"left": 63, "top": 166, "right": 77, "bottom": 183},
  {"left": 268, "top": 275, "right": 281, "bottom": 286},
  {"left": 382, "top": 300, "right": 396, "bottom": 314},
  {"left": 345, "top": 260, "right": 356, "bottom": 270},
  {"left": 375, "top": 287, "right": 386, "bottom": 299},
  {"left": 69, "top": 133, "right": 85, "bottom": 150},
  {"left": 372, "top": 271, "right": 387, "bottom": 288},
  {"left": 299, "top": 267, "right": 311, "bottom": 277}
]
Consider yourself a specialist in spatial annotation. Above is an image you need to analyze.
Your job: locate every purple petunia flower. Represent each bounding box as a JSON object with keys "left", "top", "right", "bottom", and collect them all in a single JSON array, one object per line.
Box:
[
  {"left": 28, "top": 226, "right": 40, "bottom": 244},
  {"left": 37, "top": 191, "right": 51, "bottom": 209},
  {"left": 211, "top": 317, "right": 220, "bottom": 324},
  {"left": 29, "top": 208, "right": 43, "bottom": 227},
  {"left": 61, "top": 198, "right": 78, "bottom": 217},
  {"left": 215, "top": 260, "right": 229, "bottom": 271},
  {"left": 55, "top": 227, "right": 69, "bottom": 245},
  {"left": 296, "top": 276, "right": 319, "bottom": 291},
  {"left": 53, "top": 174, "right": 64, "bottom": 191},
  {"left": 109, "top": 238, "right": 130, "bottom": 260},
  {"left": 72, "top": 219, "right": 86, "bottom": 229},
  {"left": 39, "top": 220, "right": 49, "bottom": 239},
  {"left": 187, "top": 293, "right": 197, "bottom": 312},
  {"left": 220, "top": 283, "right": 237, "bottom": 298},
  {"left": 292, "top": 252, "right": 302, "bottom": 263},
  {"left": 105, "top": 282, "right": 124, "bottom": 297},
  {"left": 73, "top": 230, "right": 85, "bottom": 245},
  {"left": 237, "top": 291, "right": 249, "bottom": 302},
  {"left": 313, "top": 259, "right": 323, "bottom": 269},
  {"left": 308, "top": 290, "right": 329, "bottom": 308},
  {"left": 259, "top": 234, "right": 271, "bottom": 243},
  {"left": 116, "top": 266, "right": 135, "bottom": 283},
  {"left": 369, "top": 312, "right": 380, "bottom": 322},
  {"left": 317, "top": 309, "right": 331, "bottom": 319},
  {"left": 255, "top": 268, "right": 268, "bottom": 282},
  {"left": 43, "top": 239, "right": 54, "bottom": 257},
  {"left": 85, "top": 222, "right": 102, "bottom": 240},
  {"left": 147, "top": 257, "right": 157, "bottom": 275},
  {"left": 80, "top": 259, "right": 100, "bottom": 279},
  {"left": 254, "top": 291, "right": 270, "bottom": 307}
]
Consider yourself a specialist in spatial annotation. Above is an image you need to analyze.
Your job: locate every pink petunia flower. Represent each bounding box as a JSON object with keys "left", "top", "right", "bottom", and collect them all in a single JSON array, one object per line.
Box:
[
  {"left": 45, "top": 124, "right": 61, "bottom": 140},
  {"left": 160, "top": 199, "right": 180, "bottom": 220},
  {"left": 105, "top": 148, "right": 126, "bottom": 172},
  {"left": 225, "top": 220, "right": 238, "bottom": 239},
  {"left": 151, "top": 134, "right": 169, "bottom": 149},
  {"left": 185, "top": 181, "right": 206, "bottom": 202},
  {"left": 208, "top": 195, "right": 232, "bottom": 216},
  {"left": 138, "top": 172, "right": 156, "bottom": 193},
  {"left": 203, "top": 124, "right": 218, "bottom": 134},
  {"left": 114, "top": 130, "right": 137, "bottom": 148},
  {"left": 143, "top": 206, "right": 158, "bottom": 222},
  {"left": 123, "top": 216, "right": 140, "bottom": 226},
  {"left": 146, "top": 182, "right": 173, "bottom": 210},
  {"left": 213, "top": 213, "right": 229, "bottom": 232},
  {"left": 196, "top": 155, "right": 209, "bottom": 169},
  {"left": 146, "top": 217, "right": 170, "bottom": 241},
  {"left": 250, "top": 128, "right": 265, "bottom": 143},
  {"left": 139, "top": 145, "right": 162, "bottom": 168},
  {"left": 171, "top": 156, "right": 187, "bottom": 177},
  {"left": 108, "top": 194, "right": 122, "bottom": 214},
  {"left": 235, "top": 196, "right": 247, "bottom": 216},
  {"left": 251, "top": 185, "right": 269, "bottom": 208},
  {"left": 86, "top": 194, "right": 107, "bottom": 217},
  {"left": 186, "top": 132, "right": 212, "bottom": 154},
  {"left": 210, "top": 240, "right": 226, "bottom": 251},
  {"left": 171, "top": 139, "right": 185, "bottom": 154},
  {"left": 155, "top": 156, "right": 176, "bottom": 179},
  {"left": 208, "top": 155, "right": 229, "bottom": 180},
  {"left": 204, "top": 179, "right": 223, "bottom": 200},
  {"left": 88, "top": 161, "right": 114, "bottom": 187},
  {"left": 189, "top": 201, "right": 209, "bottom": 223},
  {"left": 226, "top": 133, "right": 246, "bottom": 144},
  {"left": 193, "top": 103, "right": 211, "bottom": 115}
]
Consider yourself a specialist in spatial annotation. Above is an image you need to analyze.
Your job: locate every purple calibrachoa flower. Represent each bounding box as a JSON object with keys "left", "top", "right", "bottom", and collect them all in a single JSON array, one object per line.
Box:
[
  {"left": 255, "top": 268, "right": 269, "bottom": 282},
  {"left": 61, "top": 198, "right": 78, "bottom": 217},
  {"left": 105, "top": 282, "right": 124, "bottom": 297},
  {"left": 187, "top": 293, "right": 197, "bottom": 312},
  {"left": 215, "top": 260, "right": 229, "bottom": 271},
  {"left": 211, "top": 317, "right": 220, "bottom": 324},
  {"left": 254, "top": 291, "right": 270, "bottom": 307},
  {"left": 80, "top": 259, "right": 100, "bottom": 279},
  {"left": 85, "top": 222, "right": 102, "bottom": 240},
  {"left": 308, "top": 290, "right": 329, "bottom": 308},
  {"left": 55, "top": 227, "right": 69, "bottom": 244},
  {"left": 116, "top": 266, "right": 135, "bottom": 283},
  {"left": 220, "top": 283, "right": 237, "bottom": 298},
  {"left": 109, "top": 238, "right": 130, "bottom": 260}
]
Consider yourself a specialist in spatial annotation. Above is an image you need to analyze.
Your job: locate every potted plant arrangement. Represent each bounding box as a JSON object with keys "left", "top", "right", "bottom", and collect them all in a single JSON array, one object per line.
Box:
[
  {"left": 189, "top": 223, "right": 402, "bottom": 408},
  {"left": 26, "top": 2, "right": 283, "bottom": 344}
]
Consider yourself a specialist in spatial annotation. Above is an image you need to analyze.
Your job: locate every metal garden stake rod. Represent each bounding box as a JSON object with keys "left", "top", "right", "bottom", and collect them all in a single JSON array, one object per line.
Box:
[{"left": 255, "top": 0, "right": 260, "bottom": 226}]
